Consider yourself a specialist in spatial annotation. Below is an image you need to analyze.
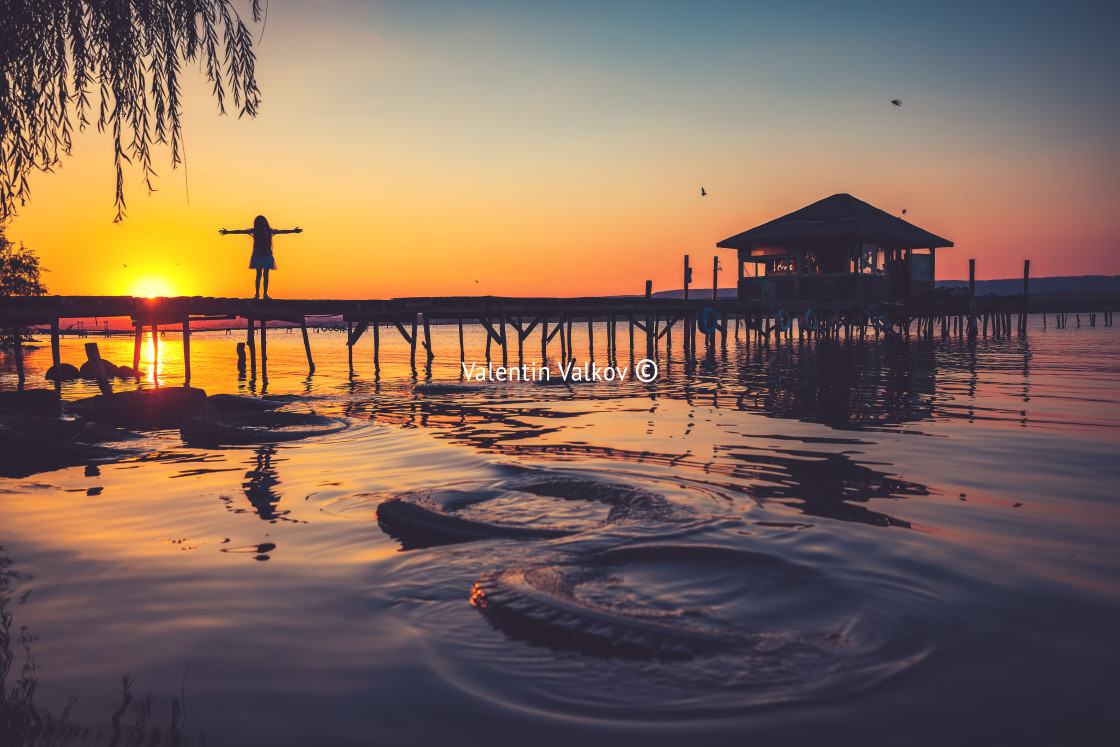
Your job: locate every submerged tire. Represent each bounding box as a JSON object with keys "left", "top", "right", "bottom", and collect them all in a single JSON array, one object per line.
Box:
[
  {"left": 470, "top": 565, "right": 753, "bottom": 661},
  {"left": 376, "top": 495, "right": 577, "bottom": 549},
  {"left": 180, "top": 411, "right": 349, "bottom": 446},
  {"left": 375, "top": 473, "right": 679, "bottom": 549}
]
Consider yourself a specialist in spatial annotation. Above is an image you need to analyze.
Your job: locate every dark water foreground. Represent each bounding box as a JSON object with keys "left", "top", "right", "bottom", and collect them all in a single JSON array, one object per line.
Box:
[{"left": 2, "top": 320, "right": 1119, "bottom": 746}]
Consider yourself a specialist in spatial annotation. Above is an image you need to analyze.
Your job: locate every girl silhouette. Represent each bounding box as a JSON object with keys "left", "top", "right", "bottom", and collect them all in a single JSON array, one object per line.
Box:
[{"left": 219, "top": 215, "right": 302, "bottom": 299}]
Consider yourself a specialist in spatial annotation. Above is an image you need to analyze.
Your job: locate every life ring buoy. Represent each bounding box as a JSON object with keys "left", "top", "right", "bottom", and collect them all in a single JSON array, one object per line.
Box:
[
  {"left": 801, "top": 309, "right": 819, "bottom": 332},
  {"left": 697, "top": 307, "right": 719, "bottom": 335},
  {"left": 774, "top": 310, "right": 791, "bottom": 333}
]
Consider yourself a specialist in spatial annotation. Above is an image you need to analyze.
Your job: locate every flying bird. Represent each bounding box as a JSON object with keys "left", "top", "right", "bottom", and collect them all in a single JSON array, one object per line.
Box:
[
  {"left": 891, "top": 99, "right": 902, "bottom": 106},
  {"left": 901, "top": 208, "right": 908, "bottom": 216},
  {"left": 701, "top": 187, "right": 707, "bottom": 197}
]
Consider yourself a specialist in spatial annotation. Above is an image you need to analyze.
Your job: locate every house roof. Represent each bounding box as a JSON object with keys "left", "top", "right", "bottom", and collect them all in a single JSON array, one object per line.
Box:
[{"left": 716, "top": 193, "right": 953, "bottom": 251}]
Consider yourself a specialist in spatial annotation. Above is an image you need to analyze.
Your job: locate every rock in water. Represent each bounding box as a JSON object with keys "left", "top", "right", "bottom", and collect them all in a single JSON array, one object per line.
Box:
[
  {"left": 207, "top": 393, "right": 287, "bottom": 412},
  {"left": 45, "top": 363, "right": 81, "bottom": 381},
  {"left": 70, "top": 386, "right": 209, "bottom": 429},
  {"left": 0, "top": 423, "right": 115, "bottom": 478},
  {"left": 79, "top": 358, "right": 119, "bottom": 379},
  {"left": 180, "top": 411, "right": 349, "bottom": 446},
  {"left": 0, "top": 388, "right": 61, "bottom": 417}
]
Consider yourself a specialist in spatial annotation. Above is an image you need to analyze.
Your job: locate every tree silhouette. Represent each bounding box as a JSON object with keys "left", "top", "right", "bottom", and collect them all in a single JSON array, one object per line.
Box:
[
  {"left": 0, "top": 0, "right": 266, "bottom": 223},
  {"left": 0, "top": 227, "right": 47, "bottom": 297}
]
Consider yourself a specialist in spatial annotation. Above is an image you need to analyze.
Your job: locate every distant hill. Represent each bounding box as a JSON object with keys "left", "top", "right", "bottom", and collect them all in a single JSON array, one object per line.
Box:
[{"left": 936, "top": 275, "right": 1120, "bottom": 295}]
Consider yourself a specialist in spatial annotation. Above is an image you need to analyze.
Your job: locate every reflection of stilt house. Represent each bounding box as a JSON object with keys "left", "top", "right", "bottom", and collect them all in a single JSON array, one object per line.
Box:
[{"left": 718, "top": 194, "right": 952, "bottom": 306}]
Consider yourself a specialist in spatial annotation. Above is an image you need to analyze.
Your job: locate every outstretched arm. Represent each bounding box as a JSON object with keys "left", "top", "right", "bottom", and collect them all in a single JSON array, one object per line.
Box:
[
  {"left": 271, "top": 227, "right": 303, "bottom": 235},
  {"left": 218, "top": 228, "right": 254, "bottom": 236}
]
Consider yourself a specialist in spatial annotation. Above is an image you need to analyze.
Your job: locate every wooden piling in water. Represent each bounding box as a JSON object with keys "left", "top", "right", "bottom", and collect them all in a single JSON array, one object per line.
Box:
[
  {"left": 499, "top": 314, "right": 508, "bottom": 368},
  {"left": 347, "top": 321, "right": 354, "bottom": 373},
  {"left": 373, "top": 322, "right": 380, "bottom": 372},
  {"left": 423, "top": 314, "right": 434, "bottom": 363},
  {"left": 182, "top": 318, "right": 191, "bottom": 384},
  {"left": 132, "top": 324, "right": 142, "bottom": 372},
  {"left": 151, "top": 323, "right": 159, "bottom": 372},
  {"left": 587, "top": 316, "right": 595, "bottom": 361},
  {"left": 300, "top": 317, "right": 315, "bottom": 374},
  {"left": 50, "top": 319, "right": 61, "bottom": 371},
  {"left": 411, "top": 315, "right": 419, "bottom": 369},
  {"left": 967, "top": 259, "right": 977, "bottom": 337},
  {"left": 246, "top": 318, "right": 256, "bottom": 377},
  {"left": 84, "top": 342, "right": 113, "bottom": 395}
]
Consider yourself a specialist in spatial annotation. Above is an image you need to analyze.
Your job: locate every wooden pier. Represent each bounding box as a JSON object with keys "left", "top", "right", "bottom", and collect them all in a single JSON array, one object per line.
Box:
[{"left": 1, "top": 279, "right": 1114, "bottom": 389}]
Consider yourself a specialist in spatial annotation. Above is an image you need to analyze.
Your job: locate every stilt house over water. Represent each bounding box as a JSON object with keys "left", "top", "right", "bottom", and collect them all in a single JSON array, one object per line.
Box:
[{"left": 718, "top": 193, "right": 953, "bottom": 305}]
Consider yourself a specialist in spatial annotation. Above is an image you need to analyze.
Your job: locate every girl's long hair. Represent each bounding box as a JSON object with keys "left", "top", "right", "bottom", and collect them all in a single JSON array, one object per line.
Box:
[{"left": 252, "top": 215, "right": 272, "bottom": 254}]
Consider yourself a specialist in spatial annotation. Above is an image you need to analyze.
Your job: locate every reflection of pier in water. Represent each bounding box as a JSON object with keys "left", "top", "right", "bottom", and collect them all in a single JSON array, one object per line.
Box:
[{"left": 347, "top": 390, "right": 928, "bottom": 529}]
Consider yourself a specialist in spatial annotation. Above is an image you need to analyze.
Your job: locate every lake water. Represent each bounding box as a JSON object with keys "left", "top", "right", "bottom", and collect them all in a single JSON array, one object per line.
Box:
[{"left": 2, "top": 318, "right": 1119, "bottom": 746}]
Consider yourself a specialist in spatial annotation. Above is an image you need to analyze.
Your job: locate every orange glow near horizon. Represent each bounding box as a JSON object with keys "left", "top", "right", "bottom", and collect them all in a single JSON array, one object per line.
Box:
[{"left": 131, "top": 276, "right": 178, "bottom": 298}]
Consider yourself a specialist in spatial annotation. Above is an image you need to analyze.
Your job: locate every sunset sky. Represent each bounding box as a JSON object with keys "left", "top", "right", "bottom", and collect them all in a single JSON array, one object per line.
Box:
[{"left": 7, "top": 0, "right": 1120, "bottom": 299}]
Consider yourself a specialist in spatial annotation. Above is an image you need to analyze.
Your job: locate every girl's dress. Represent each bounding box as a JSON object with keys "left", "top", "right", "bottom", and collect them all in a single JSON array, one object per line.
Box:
[{"left": 250, "top": 229, "right": 277, "bottom": 270}]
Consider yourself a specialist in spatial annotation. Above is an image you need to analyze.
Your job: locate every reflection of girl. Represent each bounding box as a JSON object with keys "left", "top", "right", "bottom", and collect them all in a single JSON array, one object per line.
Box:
[{"left": 219, "top": 215, "right": 302, "bottom": 299}]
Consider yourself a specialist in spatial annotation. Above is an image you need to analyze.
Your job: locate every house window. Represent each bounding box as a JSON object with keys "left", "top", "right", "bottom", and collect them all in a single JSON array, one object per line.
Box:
[
  {"left": 767, "top": 257, "right": 797, "bottom": 275},
  {"left": 803, "top": 252, "right": 819, "bottom": 274}
]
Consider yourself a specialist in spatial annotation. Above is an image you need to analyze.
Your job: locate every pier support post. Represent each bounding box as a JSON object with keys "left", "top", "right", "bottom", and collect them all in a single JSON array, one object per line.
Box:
[
  {"left": 423, "top": 314, "right": 434, "bottom": 362},
  {"left": 300, "top": 317, "right": 315, "bottom": 374},
  {"left": 237, "top": 342, "right": 247, "bottom": 373},
  {"left": 541, "top": 317, "right": 548, "bottom": 361},
  {"left": 1019, "top": 259, "right": 1030, "bottom": 335},
  {"left": 500, "top": 314, "right": 508, "bottom": 368},
  {"left": 410, "top": 315, "right": 419, "bottom": 370},
  {"left": 246, "top": 318, "right": 256, "bottom": 377},
  {"left": 373, "top": 322, "right": 380, "bottom": 373},
  {"left": 967, "top": 259, "right": 977, "bottom": 337},
  {"left": 559, "top": 316, "right": 566, "bottom": 362},
  {"left": 133, "top": 323, "right": 142, "bottom": 372},
  {"left": 260, "top": 320, "right": 267, "bottom": 380},
  {"left": 588, "top": 316, "right": 594, "bottom": 362},
  {"left": 182, "top": 318, "right": 191, "bottom": 385},
  {"left": 50, "top": 319, "right": 61, "bottom": 370},
  {"left": 516, "top": 316, "right": 525, "bottom": 362},
  {"left": 347, "top": 321, "right": 355, "bottom": 374},
  {"left": 151, "top": 323, "right": 159, "bottom": 372},
  {"left": 459, "top": 317, "right": 465, "bottom": 362}
]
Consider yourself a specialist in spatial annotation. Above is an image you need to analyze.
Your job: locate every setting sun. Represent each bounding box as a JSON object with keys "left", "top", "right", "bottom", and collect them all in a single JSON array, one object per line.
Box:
[{"left": 131, "top": 276, "right": 177, "bottom": 298}]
